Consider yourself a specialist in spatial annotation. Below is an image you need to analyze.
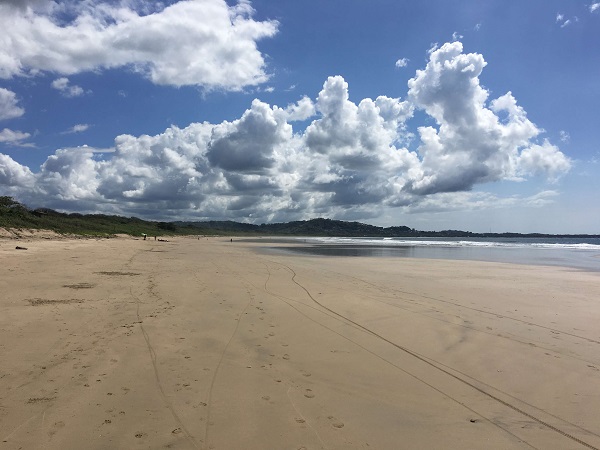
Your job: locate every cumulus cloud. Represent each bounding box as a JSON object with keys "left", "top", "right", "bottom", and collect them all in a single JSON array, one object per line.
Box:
[
  {"left": 406, "top": 42, "right": 569, "bottom": 194},
  {"left": 207, "top": 99, "right": 291, "bottom": 172},
  {"left": 592, "top": 3, "right": 600, "bottom": 13},
  {"left": 0, "top": 153, "right": 34, "bottom": 190},
  {"left": 395, "top": 58, "right": 409, "bottom": 68},
  {"left": 51, "top": 77, "right": 86, "bottom": 97},
  {"left": 0, "top": 88, "right": 24, "bottom": 120},
  {"left": 0, "top": 42, "right": 571, "bottom": 221},
  {"left": 0, "top": 0, "right": 278, "bottom": 90},
  {"left": 283, "top": 96, "right": 316, "bottom": 121},
  {"left": 0, "top": 128, "right": 30, "bottom": 145},
  {"left": 518, "top": 140, "right": 571, "bottom": 180}
]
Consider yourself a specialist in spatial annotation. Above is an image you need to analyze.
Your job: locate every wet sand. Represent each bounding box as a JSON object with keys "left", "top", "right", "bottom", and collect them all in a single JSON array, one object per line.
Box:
[{"left": 1, "top": 235, "right": 599, "bottom": 449}]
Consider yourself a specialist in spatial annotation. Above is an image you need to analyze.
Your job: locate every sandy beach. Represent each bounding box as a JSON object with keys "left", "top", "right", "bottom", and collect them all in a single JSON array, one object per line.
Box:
[{"left": 1, "top": 235, "right": 599, "bottom": 449}]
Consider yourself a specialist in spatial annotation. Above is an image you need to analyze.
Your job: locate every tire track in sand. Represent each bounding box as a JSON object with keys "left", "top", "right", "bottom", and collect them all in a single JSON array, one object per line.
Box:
[
  {"left": 203, "top": 261, "right": 255, "bottom": 450},
  {"left": 129, "top": 285, "right": 200, "bottom": 449},
  {"left": 269, "top": 259, "right": 599, "bottom": 450},
  {"left": 253, "top": 261, "right": 534, "bottom": 449}
]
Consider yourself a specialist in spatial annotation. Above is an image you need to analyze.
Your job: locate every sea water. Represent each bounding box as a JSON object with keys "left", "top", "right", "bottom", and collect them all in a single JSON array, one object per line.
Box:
[{"left": 264, "top": 236, "right": 600, "bottom": 272}]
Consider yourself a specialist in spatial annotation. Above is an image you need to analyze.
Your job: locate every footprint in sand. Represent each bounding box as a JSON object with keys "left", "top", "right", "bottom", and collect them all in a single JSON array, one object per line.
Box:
[
  {"left": 283, "top": 354, "right": 290, "bottom": 360},
  {"left": 327, "top": 415, "right": 344, "bottom": 428},
  {"left": 304, "top": 389, "right": 315, "bottom": 398},
  {"left": 48, "top": 421, "right": 65, "bottom": 437},
  {"left": 295, "top": 418, "right": 306, "bottom": 424}
]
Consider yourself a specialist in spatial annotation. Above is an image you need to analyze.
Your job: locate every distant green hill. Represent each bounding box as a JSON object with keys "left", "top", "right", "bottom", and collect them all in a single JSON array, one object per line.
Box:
[
  {"left": 0, "top": 196, "right": 194, "bottom": 237},
  {"left": 1, "top": 197, "right": 597, "bottom": 238},
  {"left": 173, "top": 218, "right": 418, "bottom": 237}
]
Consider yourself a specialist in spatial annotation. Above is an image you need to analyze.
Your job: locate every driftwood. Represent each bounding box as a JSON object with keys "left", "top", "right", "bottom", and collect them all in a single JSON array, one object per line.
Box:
[{"left": 15, "top": 246, "right": 28, "bottom": 250}]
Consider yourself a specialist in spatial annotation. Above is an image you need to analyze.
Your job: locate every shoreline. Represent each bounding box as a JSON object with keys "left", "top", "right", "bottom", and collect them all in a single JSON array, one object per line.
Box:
[
  {"left": 1, "top": 236, "right": 599, "bottom": 449},
  {"left": 243, "top": 236, "right": 600, "bottom": 273}
]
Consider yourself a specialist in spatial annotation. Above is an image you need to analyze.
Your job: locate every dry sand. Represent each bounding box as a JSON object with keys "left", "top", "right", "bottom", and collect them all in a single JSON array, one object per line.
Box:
[{"left": 1, "top": 235, "right": 599, "bottom": 449}]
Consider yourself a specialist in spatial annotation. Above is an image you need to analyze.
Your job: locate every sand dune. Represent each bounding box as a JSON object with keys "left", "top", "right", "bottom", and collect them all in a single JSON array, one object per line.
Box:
[{"left": 1, "top": 236, "right": 599, "bottom": 449}]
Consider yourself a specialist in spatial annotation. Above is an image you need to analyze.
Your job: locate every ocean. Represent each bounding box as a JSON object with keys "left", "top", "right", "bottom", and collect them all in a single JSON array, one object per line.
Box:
[{"left": 260, "top": 236, "right": 600, "bottom": 272}]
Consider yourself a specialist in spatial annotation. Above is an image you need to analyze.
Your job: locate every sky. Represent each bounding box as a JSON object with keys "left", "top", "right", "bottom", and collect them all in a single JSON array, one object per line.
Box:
[{"left": 0, "top": 0, "right": 599, "bottom": 233}]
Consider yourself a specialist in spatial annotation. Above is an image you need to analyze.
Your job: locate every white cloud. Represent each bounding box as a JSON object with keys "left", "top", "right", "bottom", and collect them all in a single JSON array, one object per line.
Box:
[
  {"left": 37, "top": 148, "right": 102, "bottom": 203},
  {"left": 283, "top": 96, "right": 316, "bottom": 121},
  {"left": 0, "top": 0, "right": 278, "bottom": 90},
  {"left": 555, "top": 13, "right": 570, "bottom": 27},
  {"left": 590, "top": 3, "right": 600, "bottom": 12},
  {"left": 518, "top": 140, "right": 571, "bottom": 180},
  {"left": 206, "top": 98, "right": 291, "bottom": 172},
  {"left": 61, "top": 144, "right": 115, "bottom": 153},
  {"left": 524, "top": 190, "right": 560, "bottom": 207},
  {"left": 51, "top": 77, "right": 86, "bottom": 97},
  {"left": 395, "top": 58, "right": 409, "bottom": 68},
  {"left": 0, "top": 153, "right": 34, "bottom": 189},
  {"left": 559, "top": 130, "right": 570, "bottom": 143},
  {"left": 406, "top": 42, "right": 567, "bottom": 194},
  {"left": 555, "top": 13, "right": 577, "bottom": 27},
  {"left": 0, "top": 128, "right": 30, "bottom": 144},
  {"left": 0, "top": 88, "right": 24, "bottom": 120},
  {"left": 452, "top": 31, "right": 463, "bottom": 41},
  {"left": 61, "top": 124, "right": 90, "bottom": 134},
  {"left": 402, "top": 190, "right": 560, "bottom": 214},
  {"left": 0, "top": 42, "right": 572, "bottom": 221}
]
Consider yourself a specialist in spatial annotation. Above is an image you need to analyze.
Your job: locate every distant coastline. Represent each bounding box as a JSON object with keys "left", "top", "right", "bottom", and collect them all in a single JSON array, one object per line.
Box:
[{"left": 1, "top": 197, "right": 598, "bottom": 238}]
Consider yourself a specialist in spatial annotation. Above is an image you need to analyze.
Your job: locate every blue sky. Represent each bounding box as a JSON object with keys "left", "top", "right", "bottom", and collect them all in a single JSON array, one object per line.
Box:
[{"left": 0, "top": 0, "right": 598, "bottom": 233}]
